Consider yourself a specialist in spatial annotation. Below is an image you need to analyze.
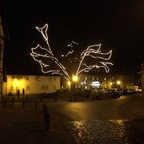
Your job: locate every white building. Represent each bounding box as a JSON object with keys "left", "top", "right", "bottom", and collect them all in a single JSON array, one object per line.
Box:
[{"left": 3, "top": 75, "right": 61, "bottom": 96}]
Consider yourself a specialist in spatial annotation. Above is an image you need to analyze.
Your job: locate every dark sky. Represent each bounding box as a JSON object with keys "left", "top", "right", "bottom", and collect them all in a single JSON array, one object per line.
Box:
[{"left": 2, "top": 0, "right": 144, "bottom": 75}]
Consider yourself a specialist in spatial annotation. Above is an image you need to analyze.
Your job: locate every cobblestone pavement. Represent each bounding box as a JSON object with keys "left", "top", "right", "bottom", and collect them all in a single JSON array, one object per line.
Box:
[
  {"left": 45, "top": 95, "right": 144, "bottom": 144},
  {"left": 1, "top": 94, "right": 144, "bottom": 144},
  {"left": 0, "top": 102, "right": 74, "bottom": 144},
  {"left": 66, "top": 119, "right": 144, "bottom": 144}
]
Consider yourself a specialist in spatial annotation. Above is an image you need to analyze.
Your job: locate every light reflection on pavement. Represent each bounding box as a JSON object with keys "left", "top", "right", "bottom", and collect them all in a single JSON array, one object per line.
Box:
[{"left": 66, "top": 119, "right": 144, "bottom": 144}]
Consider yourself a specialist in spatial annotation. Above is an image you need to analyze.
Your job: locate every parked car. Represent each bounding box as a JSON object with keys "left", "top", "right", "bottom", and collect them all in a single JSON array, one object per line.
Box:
[{"left": 104, "top": 89, "right": 121, "bottom": 98}]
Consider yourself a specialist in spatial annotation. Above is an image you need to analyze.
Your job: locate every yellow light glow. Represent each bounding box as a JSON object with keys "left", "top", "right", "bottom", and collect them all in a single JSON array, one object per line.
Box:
[
  {"left": 16, "top": 81, "right": 19, "bottom": 85},
  {"left": 67, "top": 81, "right": 71, "bottom": 86},
  {"left": 116, "top": 80, "right": 121, "bottom": 85},
  {"left": 72, "top": 75, "right": 78, "bottom": 82},
  {"left": 110, "top": 82, "right": 113, "bottom": 85},
  {"left": 12, "top": 79, "right": 19, "bottom": 87}
]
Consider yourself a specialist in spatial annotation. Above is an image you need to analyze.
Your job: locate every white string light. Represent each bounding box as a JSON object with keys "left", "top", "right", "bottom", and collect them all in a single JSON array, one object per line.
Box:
[
  {"left": 76, "top": 44, "right": 113, "bottom": 74},
  {"left": 30, "top": 24, "right": 113, "bottom": 80}
]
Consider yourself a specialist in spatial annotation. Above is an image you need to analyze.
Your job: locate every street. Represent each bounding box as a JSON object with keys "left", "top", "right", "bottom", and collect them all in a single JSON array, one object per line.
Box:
[
  {"left": 46, "top": 93, "right": 144, "bottom": 120},
  {"left": 0, "top": 94, "right": 144, "bottom": 144},
  {"left": 46, "top": 93, "right": 144, "bottom": 143}
]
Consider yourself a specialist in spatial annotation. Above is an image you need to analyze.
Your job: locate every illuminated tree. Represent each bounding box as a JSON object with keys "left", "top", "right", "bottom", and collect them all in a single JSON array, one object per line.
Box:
[{"left": 30, "top": 24, "right": 113, "bottom": 80}]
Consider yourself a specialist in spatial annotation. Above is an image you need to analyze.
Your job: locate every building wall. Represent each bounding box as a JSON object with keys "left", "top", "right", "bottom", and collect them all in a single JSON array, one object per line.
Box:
[
  {"left": 3, "top": 75, "right": 61, "bottom": 96},
  {"left": 138, "top": 66, "right": 144, "bottom": 96},
  {"left": 0, "top": 15, "right": 4, "bottom": 101},
  {"left": 140, "top": 72, "right": 144, "bottom": 96},
  {"left": 63, "top": 74, "right": 135, "bottom": 91}
]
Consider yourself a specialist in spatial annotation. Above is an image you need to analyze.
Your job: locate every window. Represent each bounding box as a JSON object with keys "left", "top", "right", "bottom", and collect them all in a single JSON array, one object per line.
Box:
[
  {"left": 25, "top": 76, "right": 29, "bottom": 80},
  {"left": 42, "top": 85, "right": 44, "bottom": 90},
  {"left": 46, "top": 86, "right": 48, "bottom": 89},
  {"left": 92, "top": 77, "right": 95, "bottom": 80},
  {"left": 26, "top": 85, "right": 30, "bottom": 90},
  {"left": 53, "top": 85, "right": 56, "bottom": 90},
  {"left": 85, "top": 85, "right": 88, "bottom": 89},
  {"left": 84, "top": 77, "right": 87, "bottom": 80},
  {"left": 84, "top": 81, "right": 86, "bottom": 84},
  {"left": 35, "top": 76, "right": 40, "bottom": 81},
  {"left": 12, "top": 76, "right": 15, "bottom": 79},
  {"left": 42, "top": 85, "right": 48, "bottom": 90}
]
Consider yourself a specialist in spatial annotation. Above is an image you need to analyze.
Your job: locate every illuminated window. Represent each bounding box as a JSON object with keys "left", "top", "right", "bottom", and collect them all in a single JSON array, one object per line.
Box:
[
  {"left": 85, "top": 77, "right": 87, "bottom": 80},
  {"left": 92, "top": 77, "right": 95, "bottom": 80},
  {"left": 91, "top": 81, "right": 100, "bottom": 88},
  {"left": 85, "top": 85, "right": 88, "bottom": 89}
]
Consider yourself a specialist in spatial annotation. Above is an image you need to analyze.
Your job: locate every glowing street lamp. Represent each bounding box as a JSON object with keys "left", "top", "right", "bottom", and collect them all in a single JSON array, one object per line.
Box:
[
  {"left": 69, "top": 75, "right": 78, "bottom": 101},
  {"left": 67, "top": 80, "right": 71, "bottom": 91},
  {"left": 72, "top": 75, "right": 78, "bottom": 82},
  {"left": 110, "top": 82, "right": 113, "bottom": 85},
  {"left": 67, "top": 81, "right": 71, "bottom": 86},
  {"left": 116, "top": 80, "right": 121, "bottom": 85},
  {"left": 116, "top": 80, "right": 121, "bottom": 89}
]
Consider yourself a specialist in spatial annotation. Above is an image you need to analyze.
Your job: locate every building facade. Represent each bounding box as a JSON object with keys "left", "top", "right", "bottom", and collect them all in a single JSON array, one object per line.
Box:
[
  {"left": 3, "top": 75, "right": 61, "bottom": 96},
  {"left": 0, "top": 15, "right": 4, "bottom": 101},
  {"left": 138, "top": 64, "right": 144, "bottom": 96},
  {"left": 64, "top": 74, "right": 135, "bottom": 92}
]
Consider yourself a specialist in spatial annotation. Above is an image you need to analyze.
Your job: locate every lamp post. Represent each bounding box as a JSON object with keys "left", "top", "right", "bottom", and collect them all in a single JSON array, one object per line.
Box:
[
  {"left": 116, "top": 80, "right": 121, "bottom": 89},
  {"left": 69, "top": 75, "right": 78, "bottom": 101}
]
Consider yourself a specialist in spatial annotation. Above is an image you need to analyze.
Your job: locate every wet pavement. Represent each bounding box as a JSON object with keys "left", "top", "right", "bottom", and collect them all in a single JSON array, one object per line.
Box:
[
  {"left": 1, "top": 94, "right": 144, "bottom": 144},
  {"left": 66, "top": 119, "right": 144, "bottom": 144}
]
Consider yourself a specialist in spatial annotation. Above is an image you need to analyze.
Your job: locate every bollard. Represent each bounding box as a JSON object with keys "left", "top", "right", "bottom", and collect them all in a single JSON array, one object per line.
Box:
[
  {"left": 26, "top": 96, "right": 28, "bottom": 102},
  {"left": 35, "top": 101, "right": 38, "bottom": 110},
  {"left": 44, "top": 112, "right": 51, "bottom": 131},
  {"left": 3, "top": 101, "right": 6, "bottom": 108},
  {"left": 22, "top": 101, "right": 25, "bottom": 108},
  {"left": 55, "top": 96, "right": 57, "bottom": 102},
  {"left": 11, "top": 97, "right": 15, "bottom": 107},
  {"left": 43, "top": 103, "right": 48, "bottom": 114},
  {"left": 69, "top": 96, "right": 72, "bottom": 102},
  {"left": 40, "top": 96, "right": 43, "bottom": 102}
]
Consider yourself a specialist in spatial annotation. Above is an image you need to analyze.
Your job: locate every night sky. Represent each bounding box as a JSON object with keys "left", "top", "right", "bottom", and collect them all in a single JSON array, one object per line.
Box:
[{"left": 2, "top": 0, "right": 144, "bottom": 75}]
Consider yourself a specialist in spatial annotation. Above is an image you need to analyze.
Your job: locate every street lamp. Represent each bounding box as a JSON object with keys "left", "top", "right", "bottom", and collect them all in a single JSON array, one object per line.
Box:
[
  {"left": 69, "top": 75, "right": 79, "bottom": 101},
  {"left": 72, "top": 75, "right": 78, "bottom": 82},
  {"left": 116, "top": 80, "right": 121, "bottom": 89},
  {"left": 116, "top": 80, "right": 121, "bottom": 85},
  {"left": 67, "top": 80, "right": 71, "bottom": 92}
]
